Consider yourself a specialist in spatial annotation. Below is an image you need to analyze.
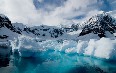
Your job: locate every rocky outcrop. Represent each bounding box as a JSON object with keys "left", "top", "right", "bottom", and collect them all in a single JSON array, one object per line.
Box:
[{"left": 79, "top": 13, "right": 116, "bottom": 38}]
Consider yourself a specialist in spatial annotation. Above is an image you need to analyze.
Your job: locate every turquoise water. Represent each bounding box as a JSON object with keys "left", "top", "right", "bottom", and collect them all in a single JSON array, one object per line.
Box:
[{"left": 0, "top": 50, "right": 116, "bottom": 73}]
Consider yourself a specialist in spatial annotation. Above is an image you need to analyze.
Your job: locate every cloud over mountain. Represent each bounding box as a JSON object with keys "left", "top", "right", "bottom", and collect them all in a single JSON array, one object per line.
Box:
[{"left": 0, "top": 0, "right": 115, "bottom": 26}]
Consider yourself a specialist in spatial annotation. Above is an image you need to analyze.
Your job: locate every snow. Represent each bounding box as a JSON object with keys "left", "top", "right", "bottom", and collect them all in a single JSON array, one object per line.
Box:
[
  {"left": 78, "top": 33, "right": 100, "bottom": 41},
  {"left": 114, "top": 33, "right": 116, "bottom": 36},
  {"left": 105, "top": 31, "right": 116, "bottom": 39},
  {"left": 0, "top": 14, "right": 8, "bottom": 19},
  {"left": 0, "top": 27, "right": 19, "bottom": 41}
]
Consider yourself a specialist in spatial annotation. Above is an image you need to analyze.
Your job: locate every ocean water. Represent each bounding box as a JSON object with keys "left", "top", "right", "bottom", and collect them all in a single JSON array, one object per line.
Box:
[{"left": 0, "top": 50, "right": 116, "bottom": 73}]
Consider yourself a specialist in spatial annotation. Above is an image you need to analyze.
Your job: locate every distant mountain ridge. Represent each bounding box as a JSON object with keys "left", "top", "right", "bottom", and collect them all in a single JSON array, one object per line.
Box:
[
  {"left": 0, "top": 14, "right": 77, "bottom": 40},
  {"left": 0, "top": 12, "right": 115, "bottom": 41}
]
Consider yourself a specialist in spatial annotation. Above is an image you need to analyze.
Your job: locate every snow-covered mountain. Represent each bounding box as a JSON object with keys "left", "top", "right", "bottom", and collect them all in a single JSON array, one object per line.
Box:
[
  {"left": 0, "top": 14, "right": 22, "bottom": 41},
  {"left": 79, "top": 12, "right": 116, "bottom": 38},
  {"left": 0, "top": 15, "right": 79, "bottom": 41},
  {"left": 0, "top": 12, "right": 115, "bottom": 42}
]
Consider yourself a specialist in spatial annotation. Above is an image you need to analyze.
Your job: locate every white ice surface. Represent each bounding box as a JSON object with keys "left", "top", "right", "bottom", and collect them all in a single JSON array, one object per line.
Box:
[{"left": 10, "top": 35, "right": 116, "bottom": 60}]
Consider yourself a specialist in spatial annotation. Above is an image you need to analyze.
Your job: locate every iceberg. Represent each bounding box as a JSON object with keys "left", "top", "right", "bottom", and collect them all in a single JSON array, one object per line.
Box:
[
  {"left": 78, "top": 38, "right": 116, "bottom": 60},
  {"left": 10, "top": 35, "right": 116, "bottom": 61}
]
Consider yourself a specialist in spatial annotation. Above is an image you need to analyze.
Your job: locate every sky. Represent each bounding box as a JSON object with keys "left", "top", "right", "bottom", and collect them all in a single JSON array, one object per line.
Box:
[{"left": 0, "top": 0, "right": 116, "bottom": 26}]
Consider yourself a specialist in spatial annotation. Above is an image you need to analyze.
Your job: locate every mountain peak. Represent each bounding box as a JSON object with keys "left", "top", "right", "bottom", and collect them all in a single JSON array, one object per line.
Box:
[{"left": 79, "top": 12, "right": 116, "bottom": 38}]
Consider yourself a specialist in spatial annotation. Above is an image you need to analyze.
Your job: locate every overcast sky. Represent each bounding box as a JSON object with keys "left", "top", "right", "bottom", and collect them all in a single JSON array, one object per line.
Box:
[{"left": 0, "top": 0, "right": 116, "bottom": 26}]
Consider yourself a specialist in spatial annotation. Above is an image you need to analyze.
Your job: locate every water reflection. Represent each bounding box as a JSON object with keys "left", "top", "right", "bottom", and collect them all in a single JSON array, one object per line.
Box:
[
  {"left": 0, "top": 45, "right": 12, "bottom": 68},
  {"left": 0, "top": 58, "right": 10, "bottom": 68},
  {"left": 13, "top": 54, "right": 44, "bottom": 73},
  {"left": 0, "top": 51, "right": 116, "bottom": 73}
]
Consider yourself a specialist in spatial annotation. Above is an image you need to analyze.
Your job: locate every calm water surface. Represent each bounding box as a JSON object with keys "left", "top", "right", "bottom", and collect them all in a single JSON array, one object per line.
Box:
[{"left": 0, "top": 50, "right": 116, "bottom": 73}]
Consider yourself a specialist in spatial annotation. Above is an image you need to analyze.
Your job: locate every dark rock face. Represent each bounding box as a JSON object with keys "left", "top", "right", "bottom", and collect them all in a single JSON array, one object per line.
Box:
[
  {"left": 49, "top": 28, "right": 64, "bottom": 38},
  {"left": 79, "top": 13, "right": 116, "bottom": 38},
  {"left": 0, "top": 35, "right": 8, "bottom": 39},
  {"left": 0, "top": 14, "right": 22, "bottom": 39},
  {"left": 0, "top": 15, "right": 11, "bottom": 29},
  {"left": 24, "top": 26, "right": 64, "bottom": 38},
  {"left": 0, "top": 58, "right": 10, "bottom": 68}
]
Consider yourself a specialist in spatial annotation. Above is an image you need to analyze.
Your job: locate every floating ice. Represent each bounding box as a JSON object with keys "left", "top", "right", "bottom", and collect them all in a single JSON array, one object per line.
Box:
[
  {"left": 79, "top": 38, "right": 116, "bottom": 60},
  {"left": 10, "top": 36, "right": 116, "bottom": 60}
]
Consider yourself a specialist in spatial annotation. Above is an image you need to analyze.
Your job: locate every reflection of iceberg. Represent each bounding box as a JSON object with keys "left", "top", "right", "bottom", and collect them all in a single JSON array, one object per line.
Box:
[
  {"left": 68, "top": 56, "right": 116, "bottom": 73},
  {"left": 0, "top": 56, "right": 18, "bottom": 73},
  {"left": 0, "top": 41, "right": 12, "bottom": 58},
  {"left": 12, "top": 51, "right": 116, "bottom": 73}
]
